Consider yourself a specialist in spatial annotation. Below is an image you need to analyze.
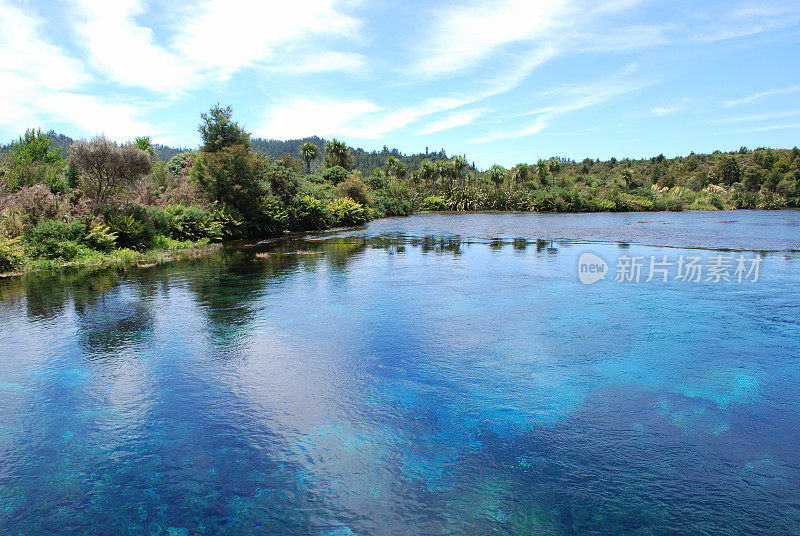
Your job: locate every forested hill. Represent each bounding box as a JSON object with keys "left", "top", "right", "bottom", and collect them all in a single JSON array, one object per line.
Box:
[
  {"left": 0, "top": 131, "right": 185, "bottom": 163},
  {"left": 249, "top": 136, "right": 455, "bottom": 176},
  {"left": 0, "top": 132, "right": 456, "bottom": 177}
]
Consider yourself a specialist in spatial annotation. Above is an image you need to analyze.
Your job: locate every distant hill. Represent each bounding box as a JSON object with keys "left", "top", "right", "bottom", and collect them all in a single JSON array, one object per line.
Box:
[
  {"left": 249, "top": 135, "right": 456, "bottom": 175},
  {"left": 0, "top": 131, "right": 186, "bottom": 162},
  {"left": 0, "top": 131, "right": 457, "bottom": 176}
]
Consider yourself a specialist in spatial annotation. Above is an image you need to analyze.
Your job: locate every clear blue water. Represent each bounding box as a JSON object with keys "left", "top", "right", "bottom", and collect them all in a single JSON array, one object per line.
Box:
[{"left": 1, "top": 211, "right": 799, "bottom": 535}]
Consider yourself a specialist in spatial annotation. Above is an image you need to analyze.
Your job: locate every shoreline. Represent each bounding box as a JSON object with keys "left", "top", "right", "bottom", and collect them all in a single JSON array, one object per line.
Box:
[
  {"left": 0, "top": 242, "right": 221, "bottom": 279},
  {"left": 2, "top": 207, "right": 797, "bottom": 278}
]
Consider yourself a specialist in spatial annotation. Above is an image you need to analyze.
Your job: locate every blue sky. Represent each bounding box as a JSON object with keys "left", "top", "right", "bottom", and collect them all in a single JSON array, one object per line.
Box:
[{"left": 1, "top": 0, "right": 799, "bottom": 168}]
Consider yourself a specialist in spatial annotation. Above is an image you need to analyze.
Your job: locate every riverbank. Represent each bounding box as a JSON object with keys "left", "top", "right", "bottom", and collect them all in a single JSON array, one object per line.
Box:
[
  {"left": 4, "top": 206, "right": 795, "bottom": 277},
  {"left": 0, "top": 239, "right": 220, "bottom": 278}
]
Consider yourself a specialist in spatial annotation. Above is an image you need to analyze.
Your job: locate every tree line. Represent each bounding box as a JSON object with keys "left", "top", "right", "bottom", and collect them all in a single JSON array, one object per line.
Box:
[{"left": 1, "top": 104, "right": 799, "bottom": 273}]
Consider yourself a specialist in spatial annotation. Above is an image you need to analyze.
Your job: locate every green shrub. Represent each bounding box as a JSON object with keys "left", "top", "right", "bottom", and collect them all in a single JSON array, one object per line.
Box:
[
  {"left": 83, "top": 224, "right": 118, "bottom": 252},
  {"left": 215, "top": 206, "right": 244, "bottom": 239},
  {"left": 165, "top": 204, "right": 222, "bottom": 241},
  {"left": 103, "top": 206, "right": 155, "bottom": 250},
  {"left": 336, "top": 176, "right": 371, "bottom": 206},
  {"left": 250, "top": 197, "right": 289, "bottom": 236},
  {"left": 322, "top": 166, "right": 349, "bottom": 185},
  {"left": 293, "top": 195, "right": 331, "bottom": 231},
  {"left": 166, "top": 151, "right": 195, "bottom": 175},
  {"left": 0, "top": 237, "right": 25, "bottom": 272},
  {"left": 328, "top": 197, "right": 369, "bottom": 226},
  {"left": 422, "top": 196, "right": 447, "bottom": 211},
  {"left": 23, "top": 219, "right": 85, "bottom": 260},
  {"left": 372, "top": 181, "right": 412, "bottom": 217}
]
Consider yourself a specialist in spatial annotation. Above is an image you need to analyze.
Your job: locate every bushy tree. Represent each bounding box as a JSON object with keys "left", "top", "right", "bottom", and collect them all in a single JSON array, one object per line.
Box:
[
  {"left": 198, "top": 104, "right": 250, "bottom": 152},
  {"left": 68, "top": 136, "right": 152, "bottom": 207},
  {"left": 190, "top": 144, "right": 265, "bottom": 213},
  {"left": 10, "top": 129, "right": 61, "bottom": 166},
  {"left": 134, "top": 136, "right": 157, "bottom": 161},
  {"left": 4, "top": 129, "right": 63, "bottom": 189}
]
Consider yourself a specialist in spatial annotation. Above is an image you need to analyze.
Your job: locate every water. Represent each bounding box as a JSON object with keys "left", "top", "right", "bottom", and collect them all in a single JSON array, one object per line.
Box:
[{"left": 1, "top": 211, "right": 799, "bottom": 535}]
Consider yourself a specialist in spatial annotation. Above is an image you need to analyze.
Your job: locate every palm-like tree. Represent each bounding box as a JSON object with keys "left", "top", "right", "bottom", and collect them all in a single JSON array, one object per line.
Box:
[
  {"left": 324, "top": 139, "right": 353, "bottom": 169},
  {"left": 419, "top": 159, "right": 435, "bottom": 190},
  {"left": 489, "top": 164, "right": 506, "bottom": 189},
  {"left": 511, "top": 163, "right": 531, "bottom": 188},
  {"left": 536, "top": 159, "right": 547, "bottom": 188},
  {"left": 451, "top": 156, "right": 467, "bottom": 188},
  {"left": 300, "top": 142, "right": 319, "bottom": 174},
  {"left": 395, "top": 162, "right": 408, "bottom": 181}
]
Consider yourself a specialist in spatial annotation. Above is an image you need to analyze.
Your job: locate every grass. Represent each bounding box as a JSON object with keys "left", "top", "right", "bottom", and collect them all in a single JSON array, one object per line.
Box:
[{"left": 1, "top": 237, "right": 220, "bottom": 278}]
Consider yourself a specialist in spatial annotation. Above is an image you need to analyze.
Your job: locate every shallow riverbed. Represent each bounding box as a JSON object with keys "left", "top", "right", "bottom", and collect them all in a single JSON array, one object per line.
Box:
[{"left": 1, "top": 211, "right": 798, "bottom": 535}]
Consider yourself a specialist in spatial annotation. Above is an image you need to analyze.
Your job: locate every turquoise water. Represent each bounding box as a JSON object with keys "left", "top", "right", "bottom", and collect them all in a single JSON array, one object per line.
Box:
[{"left": 1, "top": 211, "right": 799, "bottom": 535}]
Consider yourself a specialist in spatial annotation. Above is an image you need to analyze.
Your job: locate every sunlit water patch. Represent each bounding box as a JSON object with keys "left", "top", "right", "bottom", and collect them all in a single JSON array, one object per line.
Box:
[{"left": 1, "top": 211, "right": 799, "bottom": 535}]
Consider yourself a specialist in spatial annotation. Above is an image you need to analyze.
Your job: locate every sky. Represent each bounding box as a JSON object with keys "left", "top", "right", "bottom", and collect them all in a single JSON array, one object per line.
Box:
[{"left": 1, "top": 0, "right": 799, "bottom": 169}]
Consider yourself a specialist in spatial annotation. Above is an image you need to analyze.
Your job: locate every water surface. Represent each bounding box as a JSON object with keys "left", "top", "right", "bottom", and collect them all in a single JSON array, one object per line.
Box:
[{"left": 1, "top": 211, "right": 799, "bottom": 535}]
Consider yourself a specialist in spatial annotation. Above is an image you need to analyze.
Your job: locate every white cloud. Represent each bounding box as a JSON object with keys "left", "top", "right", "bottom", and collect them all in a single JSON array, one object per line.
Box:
[
  {"left": 290, "top": 52, "right": 367, "bottom": 73},
  {"left": 471, "top": 73, "right": 650, "bottom": 143},
  {"left": 649, "top": 106, "right": 680, "bottom": 116},
  {"left": 724, "top": 85, "right": 800, "bottom": 107},
  {"left": 413, "top": 0, "right": 573, "bottom": 76},
  {"left": 417, "top": 110, "right": 483, "bottom": 135},
  {"left": 73, "top": 0, "right": 198, "bottom": 93},
  {"left": 256, "top": 98, "right": 380, "bottom": 140},
  {"left": 257, "top": 95, "right": 480, "bottom": 140},
  {"left": 0, "top": 2, "right": 87, "bottom": 91},
  {"left": 0, "top": 1, "right": 155, "bottom": 140},
  {"left": 175, "top": 0, "right": 361, "bottom": 79}
]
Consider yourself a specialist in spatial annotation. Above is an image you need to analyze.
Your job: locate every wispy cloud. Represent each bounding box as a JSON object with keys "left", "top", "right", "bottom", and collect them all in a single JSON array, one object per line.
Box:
[
  {"left": 724, "top": 85, "right": 800, "bottom": 107},
  {"left": 257, "top": 95, "right": 477, "bottom": 140},
  {"left": 735, "top": 122, "right": 800, "bottom": 133},
  {"left": 0, "top": 1, "right": 154, "bottom": 139},
  {"left": 256, "top": 97, "right": 380, "bottom": 140},
  {"left": 74, "top": 0, "right": 198, "bottom": 93},
  {"left": 416, "top": 110, "right": 483, "bottom": 135},
  {"left": 649, "top": 106, "right": 680, "bottom": 116},
  {"left": 716, "top": 110, "right": 800, "bottom": 123},
  {"left": 471, "top": 70, "right": 651, "bottom": 143},
  {"left": 174, "top": 0, "right": 362, "bottom": 81}
]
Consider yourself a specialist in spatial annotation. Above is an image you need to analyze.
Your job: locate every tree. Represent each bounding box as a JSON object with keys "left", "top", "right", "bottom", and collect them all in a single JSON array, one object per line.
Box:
[
  {"left": 489, "top": 164, "right": 506, "bottom": 189},
  {"left": 68, "top": 136, "right": 152, "bottom": 207},
  {"left": 621, "top": 169, "right": 632, "bottom": 192},
  {"left": 511, "top": 164, "right": 531, "bottom": 187},
  {"left": 300, "top": 142, "right": 319, "bottom": 174},
  {"left": 134, "top": 136, "right": 157, "bottom": 161},
  {"left": 418, "top": 159, "right": 436, "bottom": 189},
  {"left": 717, "top": 155, "right": 740, "bottom": 186},
  {"left": 451, "top": 156, "right": 467, "bottom": 187},
  {"left": 394, "top": 162, "right": 408, "bottom": 181},
  {"left": 190, "top": 144, "right": 265, "bottom": 213},
  {"left": 324, "top": 139, "right": 354, "bottom": 169},
  {"left": 5, "top": 129, "right": 62, "bottom": 188},
  {"left": 198, "top": 104, "right": 250, "bottom": 152},
  {"left": 536, "top": 159, "right": 547, "bottom": 188},
  {"left": 9, "top": 129, "right": 61, "bottom": 165}
]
